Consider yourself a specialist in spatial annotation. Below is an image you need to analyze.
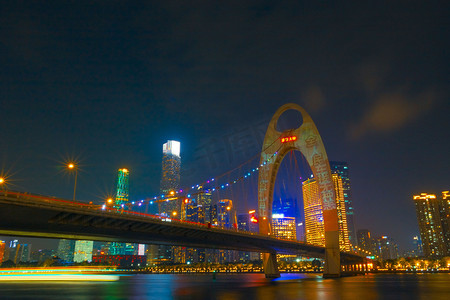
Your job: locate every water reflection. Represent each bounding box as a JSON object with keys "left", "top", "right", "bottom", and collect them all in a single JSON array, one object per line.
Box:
[{"left": 0, "top": 273, "right": 449, "bottom": 299}]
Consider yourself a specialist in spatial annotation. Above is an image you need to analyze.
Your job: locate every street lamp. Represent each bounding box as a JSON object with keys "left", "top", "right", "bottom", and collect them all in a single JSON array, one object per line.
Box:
[
  {"left": 0, "top": 177, "right": 4, "bottom": 190},
  {"left": 67, "top": 163, "right": 77, "bottom": 201}
]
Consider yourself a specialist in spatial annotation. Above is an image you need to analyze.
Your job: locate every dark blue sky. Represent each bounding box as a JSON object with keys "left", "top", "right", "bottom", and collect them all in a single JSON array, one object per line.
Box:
[{"left": 1, "top": 1, "right": 449, "bottom": 251}]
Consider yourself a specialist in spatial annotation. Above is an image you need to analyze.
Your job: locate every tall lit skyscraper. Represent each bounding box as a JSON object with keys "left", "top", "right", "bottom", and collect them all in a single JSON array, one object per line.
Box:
[
  {"left": 160, "top": 140, "right": 181, "bottom": 216},
  {"left": 302, "top": 177, "right": 324, "bottom": 247},
  {"left": 330, "top": 161, "right": 356, "bottom": 247},
  {"left": 74, "top": 240, "right": 94, "bottom": 263},
  {"left": 302, "top": 175, "right": 351, "bottom": 252},
  {"left": 331, "top": 174, "right": 351, "bottom": 252},
  {"left": 115, "top": 168, "right": 129, "bottom": 207},
  {"left": 414, "top": 193, "right": 447, "bottom": 258}
]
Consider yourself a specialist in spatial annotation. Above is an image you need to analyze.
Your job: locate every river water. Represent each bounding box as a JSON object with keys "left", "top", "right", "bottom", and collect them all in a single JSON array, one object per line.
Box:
[{"left": 0, "top": 273, "right": 449, "bottom": 300}]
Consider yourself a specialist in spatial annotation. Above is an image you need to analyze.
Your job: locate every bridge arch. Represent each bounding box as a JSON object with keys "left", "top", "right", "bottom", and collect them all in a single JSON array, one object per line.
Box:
[{"left": 258, "top": 103, "right": 340, "bottom": 278}]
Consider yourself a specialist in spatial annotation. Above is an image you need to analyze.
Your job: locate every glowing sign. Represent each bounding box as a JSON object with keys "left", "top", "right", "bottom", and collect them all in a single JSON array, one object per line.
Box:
[
  {"left": 248, "top": 210, "right": 256, "bottom": 214},
  {"left": 272, "top": 213, "right": 284, "bottom": 218},
  {"left": 281, "top": 136, "right": 297, "bottom": 143},
  {"left": 250, "top": 216, "right": 258, "bottom": 223}
]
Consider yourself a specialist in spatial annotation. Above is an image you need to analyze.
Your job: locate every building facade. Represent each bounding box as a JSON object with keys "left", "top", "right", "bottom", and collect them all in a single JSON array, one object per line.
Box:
[
  {"left": 57, "top": 239, "right": 75, "bottom": 262},
  {"left": 330, "top": 161, "right": 356, "bottom": 247},
  {"left": 413, "top": 193, "right": 448, "bottom": 258},
  {"left": 159, "top": 140, "right": 181, "bottom": 216},
  {"left": 302, "top": 175, "right": 351, "bottom": 252},
  {"left": 115, "top": 168, "right": 129, "bottom": 207},
  {"left": 73, "top": 240, "right": 94, "bottom": 263}
]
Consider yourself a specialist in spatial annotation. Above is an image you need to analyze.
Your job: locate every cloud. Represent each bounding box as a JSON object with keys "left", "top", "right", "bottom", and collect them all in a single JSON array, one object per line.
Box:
[
  {"left": 350, "top": 90, "right": 436, "bottom": 139},
  {"left": 302, "top": 85, "right": 326, "bottom": 112}
]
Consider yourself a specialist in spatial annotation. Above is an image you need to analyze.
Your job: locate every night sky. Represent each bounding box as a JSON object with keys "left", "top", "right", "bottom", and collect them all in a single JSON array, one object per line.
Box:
[{"left": 1, "top": 1, "right": 449, "bottom": 251}]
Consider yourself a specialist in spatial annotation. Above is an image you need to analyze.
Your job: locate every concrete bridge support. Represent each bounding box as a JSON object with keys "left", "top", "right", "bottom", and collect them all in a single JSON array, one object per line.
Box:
[{"left": 263, "top": 252, "right": 280, "bottom": 278}]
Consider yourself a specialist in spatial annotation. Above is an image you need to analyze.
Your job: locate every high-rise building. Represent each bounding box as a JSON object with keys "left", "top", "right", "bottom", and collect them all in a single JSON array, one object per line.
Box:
[
  {"left": 271, "top": 215, "right": 296, "bottom": 241},
  {"left": 439, "top": 191, "right": 450, "bottom": 253},
  {"left": 412, "top": 236, "right": 423, "bottom": 257},
  {"left": 73, "top": 240, "right": 94, "bottom": 263},
  {"left": 302, "top": 177, "right": 324, "bottom": 247},
  {"left": 332, "top": 174, "right": 351, "bottom": 252},
  {"left": 115, "top": 168, "right": 129, "bottom": 207},
  {"left": 413, "top": 193, "right": 447, "bottom": 258},
  {"left": 357, "top": 229, "right": 375, "bottom": 254},
  {"left": 302, "top": 175, "right": 351, "bottom": 252},
  {"left": 376, "top": 236, "right": 399, "bottom": 260},
  {"left": 157, "top": 140, "right": 181, "bottom": 263},
  {"left": 57, "top": 239, "right": 75, "bottom": 262},
  {"left": 159, "top": 140, "right": 181, "bottom": 217},
  {"left": 330, "top": 161, "right": 356, "bottom": 247},
  {"left": 0, "top": 240, "right": 5, "bottom": 263}
]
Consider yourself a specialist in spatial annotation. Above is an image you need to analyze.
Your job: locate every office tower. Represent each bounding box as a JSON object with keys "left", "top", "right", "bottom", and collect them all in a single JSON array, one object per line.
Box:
[
  {"left": 271, "top": 214, "right": 297, "bottom": 241},
  {"left": 115, "top": 168, "right": 129, "bottom": 207},
  {"left": 19, "top": 244, "right": 31, "bottom": 262},
  {"left": 196, "top": 186, "right": 212, "bottom": 223},
  {"left": 330, "top": 161, "right": 356, "bottom": 247},
  {"left": 273, "top": 197, "right": 299, "bottom": 220},
  {"left": 331, "top": 174, "right": 351, "bottom": 252},
  {"left": 440, "top": 191, "right": 450, "bottom": 253},
  {"left": 216, "top": 199, "right": 236, "bottom": 229},
  {"left": 0, "top": 240, "right": 5, "bottom": 262},
  {"left": 302, "top": 177, "right": 324, "bottom": 247},
  {"left": 376, "top": 236, "right": 399, "bottom": 260},
  {"left": 159, "top": 140, "right": 181, "bottom": 216},
  {"left": 57, "top": 239, "right": 75, "bottom": 262},
  {"left": 413, "top": 193, "right": 447, "bottom": 258},
  {"left": 73, "top": 240, "right": 94, "bottom": 263},
  {"left": 357, "top": 229, "right": 375, "bottom": 254},
  {"left": 157, "top": 140, "right": 181, "bottom": 263},
  {"left": 412, "top": 236, "right": 423, "bottom": 257},
  {"left": 302, "top": 175, "right": 351, "bottom": 251}
]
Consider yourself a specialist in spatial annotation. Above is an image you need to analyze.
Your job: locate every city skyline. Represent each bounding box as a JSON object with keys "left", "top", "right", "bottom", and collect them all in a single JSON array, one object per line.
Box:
[{"left": 1, "top": 1, "right": 449, "bottom": 255}]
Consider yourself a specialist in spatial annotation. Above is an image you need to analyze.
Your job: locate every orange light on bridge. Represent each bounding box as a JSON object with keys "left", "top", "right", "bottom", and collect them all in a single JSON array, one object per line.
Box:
[
  {"left": 281, "top": 136, "right": 297, "bottom": 143},
  {"left": 107, "top": 198, "right": 113, "bottom": 204},
  {"left": 0, "top": 178, "right": 4, "bottom": 184},
  {"left": 67, "top": 163, "right": 75, "bottom": 169}
]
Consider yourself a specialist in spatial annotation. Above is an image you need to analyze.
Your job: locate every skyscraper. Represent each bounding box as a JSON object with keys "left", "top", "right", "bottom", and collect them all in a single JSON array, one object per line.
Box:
[
  {"left": 271, "top": 214, "right": 297, "bottom": 241},
  {"left": 57, "top": 239, "right": 75, "bottom": 262},
  {"left": 302, "top": 175, "right": 351, "bottom": 252},
  {"left": 74, "top": 240, "right": 94, "bottom": 263},
  {"left": 357, "top": 229, "right": 375, "bottom": 254},
  {"left": 376, "top": 236, "right": 399, "bottom": 260},
  {"left": 159, "top": 140, "right": 181, "bottom": 217},
  {"left": 439, "top": 191, "right": 450, "bottom": 253},
  {"left": 331, "top": 173, "right": 351, "bottom": 252},
  {"left": 115, "top": 168, "right": 129, "bottom": 207},
  {"left": 302, "top": 177, "right": 324, "bottom": 247},
  {"left": 414, "top": 193, "right": 447, "bottom": 258},
  {"left": 330, "top": 161, "right": 356, "bottom": 247},
  {"left": 158, "top": 140, "right": 181, "bottom": 263}
]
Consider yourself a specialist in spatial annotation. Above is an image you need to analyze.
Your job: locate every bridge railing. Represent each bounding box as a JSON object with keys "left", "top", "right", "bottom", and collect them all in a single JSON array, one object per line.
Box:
[{"left": 0, "top": 190, "right": 323, "bottom": 246}]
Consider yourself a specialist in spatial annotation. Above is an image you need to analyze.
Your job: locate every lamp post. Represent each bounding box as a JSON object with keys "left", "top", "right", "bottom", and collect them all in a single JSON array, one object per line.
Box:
[{"left": 67, "top": 163, "right": 77, "bottom": 201}]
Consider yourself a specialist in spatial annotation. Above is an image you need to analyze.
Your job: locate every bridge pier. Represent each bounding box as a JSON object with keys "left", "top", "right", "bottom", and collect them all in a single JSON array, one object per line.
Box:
[{"left": 263, "top": 252, "right": 280, "bottom": 278}]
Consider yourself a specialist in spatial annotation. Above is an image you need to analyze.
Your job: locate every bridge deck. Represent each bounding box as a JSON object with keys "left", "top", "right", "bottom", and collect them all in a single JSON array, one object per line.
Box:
[{"left": 0, "top": 191, "right": 362, "bottom": 263}]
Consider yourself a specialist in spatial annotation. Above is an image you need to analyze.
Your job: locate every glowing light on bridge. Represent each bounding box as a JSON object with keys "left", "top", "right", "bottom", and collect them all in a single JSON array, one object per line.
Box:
[{"left": 280, "top": 136, "right": 297, "bottom": 143}]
